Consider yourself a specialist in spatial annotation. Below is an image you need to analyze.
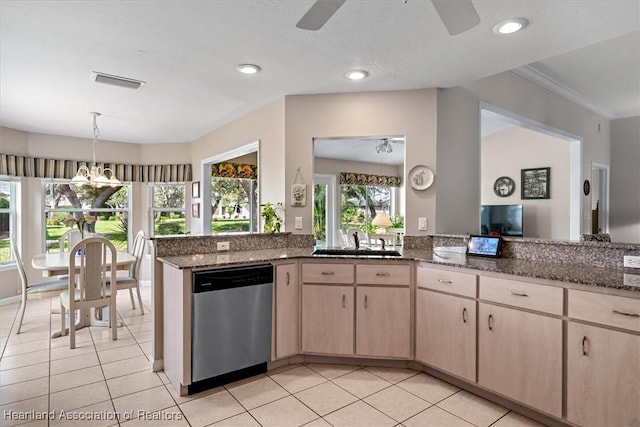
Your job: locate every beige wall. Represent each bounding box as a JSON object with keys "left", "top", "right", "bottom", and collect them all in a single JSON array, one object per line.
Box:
[
  {"left": 482, "top": 127, "right": 571, "bottom": 239},
  {"left": 188, "top": 98, "right": 285, "bottom": 234},
  {"left": 437, "top": 70, "right": 611, "bottom": 238},
  {"left": 284, "top": 89, "right": 437, "bottom": 235},
  {"left": 610, "top": 116, "right": 640, "bottom": 243}
]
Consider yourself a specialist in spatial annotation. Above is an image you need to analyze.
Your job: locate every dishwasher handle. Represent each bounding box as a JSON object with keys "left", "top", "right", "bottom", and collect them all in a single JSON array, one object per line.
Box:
[{"left": 192, "top": 264, "right": 273, "bottom": 293}]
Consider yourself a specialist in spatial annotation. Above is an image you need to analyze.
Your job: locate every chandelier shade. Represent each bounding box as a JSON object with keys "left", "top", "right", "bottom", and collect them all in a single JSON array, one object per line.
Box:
[{"left": 71, "top": 112, "right": 121, "bottom": 187}]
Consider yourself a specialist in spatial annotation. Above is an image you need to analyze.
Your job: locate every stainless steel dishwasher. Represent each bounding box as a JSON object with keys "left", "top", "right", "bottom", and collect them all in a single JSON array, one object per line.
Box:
[{"left": 190, "top": 264, "right": 273, "bottom": 394}]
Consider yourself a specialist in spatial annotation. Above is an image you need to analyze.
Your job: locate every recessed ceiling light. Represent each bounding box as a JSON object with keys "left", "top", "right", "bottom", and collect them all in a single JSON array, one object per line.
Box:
[
  {"left": 344, "top": 70, "right": 369, "bottom": 81},
  {"left": 493, "top": 18, "right": 529, "bottom": 35},
  {"left": 236, "top": 64, "right": 261, "bottom": 74}
]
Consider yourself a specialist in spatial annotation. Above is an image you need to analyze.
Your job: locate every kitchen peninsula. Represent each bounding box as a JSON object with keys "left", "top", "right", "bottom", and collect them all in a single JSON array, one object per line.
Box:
[{"left": 151, "top": 233, "right": 640, "bottom": 427}]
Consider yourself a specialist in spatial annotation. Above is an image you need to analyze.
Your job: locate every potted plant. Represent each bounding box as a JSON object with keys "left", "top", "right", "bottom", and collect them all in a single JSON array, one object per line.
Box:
[{"left": 261, "top": 202, "right": 284, "bottom": 233}]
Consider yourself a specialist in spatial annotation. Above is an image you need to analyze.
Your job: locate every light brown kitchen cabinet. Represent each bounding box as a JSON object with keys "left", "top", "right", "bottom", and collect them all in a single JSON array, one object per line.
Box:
[
  {"left": 356, "top": 286, "right": 410, "bottom": 358},
  {"left": 415, "top": 265, "right": 477, "bottom": 381},
  {"left": 274, "top": 263, "right": 299, "bottom": 360},
  {"left": 478, "top": 302, "right": 562, "bottom": 418},
  {"left": 301, "top": 284, "right": 354, "bottom": 355},
  {"left": 566, "top": 289, "right": 640, "bottom": 427},
  {"left": 416, "top": 288, "right": 476, "bottom": 381}
]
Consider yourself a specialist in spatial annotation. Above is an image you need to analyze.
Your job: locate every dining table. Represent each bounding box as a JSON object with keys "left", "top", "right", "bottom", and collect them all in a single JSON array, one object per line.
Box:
[{"left": 32, "top": 249, "right": 136, "bottom": 338}]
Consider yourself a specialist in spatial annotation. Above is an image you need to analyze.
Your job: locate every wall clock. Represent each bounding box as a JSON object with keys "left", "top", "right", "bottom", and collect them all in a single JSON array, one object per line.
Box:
[
  {"left": 408, "top": 165, "right": 434, "bottom": 190},
  {"left": 493, "top": 176, "right": 515, "bottom": 197}
]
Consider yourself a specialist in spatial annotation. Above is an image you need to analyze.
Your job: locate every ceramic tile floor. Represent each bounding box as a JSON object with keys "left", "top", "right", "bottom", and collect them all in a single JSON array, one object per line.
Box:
[{"left": 0, "top": 287, "right": 547, "bottom": 427}]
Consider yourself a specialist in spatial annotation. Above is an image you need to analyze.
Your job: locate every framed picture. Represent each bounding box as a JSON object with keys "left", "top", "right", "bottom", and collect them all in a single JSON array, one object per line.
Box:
[
  {"left": 290, "top": 183, "right": 307, "bottom": 207},
  {"left": 493, "top": 176, "right": 515, "bottom": 197},
  {"left": 191, "top": 203, "right": 200, "bottom": 218},
  {"left": 521, "top": 167, "right": 550, "bottom": 199},
  {"left": 192, "top": 181, "right": 200, "bottom": 199}
]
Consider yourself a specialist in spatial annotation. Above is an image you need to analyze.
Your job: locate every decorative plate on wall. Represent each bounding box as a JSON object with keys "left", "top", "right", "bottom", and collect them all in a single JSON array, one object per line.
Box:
[
  {"left": 493, "top": 176, "right": 515, "bottom": 197},
  {"left": 408, "top": 165, "right": 434, "bottom": 190}
]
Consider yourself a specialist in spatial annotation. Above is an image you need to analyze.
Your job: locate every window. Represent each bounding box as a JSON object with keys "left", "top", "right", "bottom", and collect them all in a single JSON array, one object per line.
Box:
[
  {"left": 340, "top": 184, "right": 397, "bottom": 234},
  {"left": 0, "top": 179, "right": 16, "bottom": 265},
  {"left": 43, "top": 180, "right": 130, "bottom": 252},
  {"left": 150, "top": 183, "right": 186, "bottom": 236},
  {"left": 211, "top": 177, "right": 258, "bottom": 233}
]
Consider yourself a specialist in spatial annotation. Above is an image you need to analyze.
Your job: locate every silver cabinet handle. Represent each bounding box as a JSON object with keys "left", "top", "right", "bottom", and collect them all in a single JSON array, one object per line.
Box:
[
  {"left": 364, "top": 295, "right": 368, "bottom": 308},
  {"left": 342, "top": 294, "right": 346, "bottom": 308},
  {"left": 286, "top": 271, "right": 290, "bottom": 285},
  {"left": 509, "top": 291, "right": 528, "bottom": 297},
  {"left": 582, "top": 336, "right": 589, "bottom": 356},
  {"left": 488, "top": 314, "right": 494, "bottom": 331},
  {"left": 462, "top": 307, "right": 467, "bottom": 323},
  {"left": 376, "top": 272, "right": 390, "bottom": 277},
  {"left": 438, "top": 279, "right": 452, "bottom": 284},
  {"left": 612, "top": 310, "right": 640, "bottom": 318},
  {"left": 321, "top": 271, "right": 335, "bottom": 275}
]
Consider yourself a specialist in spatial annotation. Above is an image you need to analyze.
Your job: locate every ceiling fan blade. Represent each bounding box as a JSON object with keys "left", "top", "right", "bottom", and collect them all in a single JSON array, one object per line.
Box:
[
  {"left": 296, "top": 0, "right": 347, "bottom": 31},
  {"left": 431, "top": 0, "right": 480, "bottom": 36}
]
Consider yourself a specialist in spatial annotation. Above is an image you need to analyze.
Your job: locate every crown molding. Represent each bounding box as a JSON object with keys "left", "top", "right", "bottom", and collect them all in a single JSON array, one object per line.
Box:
[{"left": 513, "top": 65, "right": 615, "bottom": 119}]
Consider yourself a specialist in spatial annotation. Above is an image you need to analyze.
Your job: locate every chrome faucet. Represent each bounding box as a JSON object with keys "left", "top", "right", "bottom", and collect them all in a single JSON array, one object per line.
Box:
[{"left": 353, "top": 232, "right": 359, "bottom": 249}]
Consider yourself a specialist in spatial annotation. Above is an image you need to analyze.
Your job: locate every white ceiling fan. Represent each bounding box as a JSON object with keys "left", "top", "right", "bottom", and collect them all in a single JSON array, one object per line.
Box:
[{"left": 296, "top": 0, "right": 480, "bottom": 36}]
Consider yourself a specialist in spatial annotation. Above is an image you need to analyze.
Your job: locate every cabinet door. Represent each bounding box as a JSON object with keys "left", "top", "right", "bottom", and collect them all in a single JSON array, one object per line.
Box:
[
  {"left": 567, "top": 322, "right": 640, "bottom": 427},
  {"left": 355, "top": 286, "right": 410, "bottom": 358},
  {"left": 416, "top": 289, "right": 476, "bottom": 381},
  {"left": 478, "top": 303, "right": 562, "bottom": 418},
  {"left": 301, "top": 285, "right": 354, "bottom": 356},
  {"left": 275, "top": 264, "right": 298, "bottom": 359}
]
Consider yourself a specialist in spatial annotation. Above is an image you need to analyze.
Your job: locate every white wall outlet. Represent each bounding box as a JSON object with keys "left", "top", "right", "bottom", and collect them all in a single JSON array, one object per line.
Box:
[
  {"left": 216, "top": 241, "right": 230, "bottom": 251},
  {"left": 623, "top": 273, "right": 640, "bottom": 286},
  {"left": 418, "top": 217, "right": 427, "bottom": 231},
  {"left": 624, "top": 255, "right": 640, "bottom": 268},
  {"left": 295, "top": 216, "right": 303, "bottom": 229}
]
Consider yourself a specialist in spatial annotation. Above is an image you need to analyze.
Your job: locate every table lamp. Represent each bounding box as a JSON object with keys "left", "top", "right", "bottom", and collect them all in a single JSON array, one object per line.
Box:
[{"left": 372, "top": 212, "right": 393, "bottom": 233}]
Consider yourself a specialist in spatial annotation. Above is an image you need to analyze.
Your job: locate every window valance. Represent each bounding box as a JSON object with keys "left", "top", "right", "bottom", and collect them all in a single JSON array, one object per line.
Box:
[
  {"left": 211, "top": 162, "right": 257, "bottom": 180},
  {"left": 339, "top": 171, "right": 401, "bottom": 187},
  {"left": 0, "top": 154, "right": 192, "bottom": 182}
]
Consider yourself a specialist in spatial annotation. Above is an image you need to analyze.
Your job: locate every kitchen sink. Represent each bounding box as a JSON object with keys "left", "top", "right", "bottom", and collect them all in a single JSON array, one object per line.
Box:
[{"left": 312, "top": 248, "right": 402, "bottom": 257}]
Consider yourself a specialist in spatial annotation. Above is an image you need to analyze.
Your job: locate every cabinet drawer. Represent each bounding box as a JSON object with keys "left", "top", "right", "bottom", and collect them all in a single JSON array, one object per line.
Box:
[
  {"left": 479, "top": 276, "right": 563, "bottom": 315},
  {"left": 568, "top": 289, "right": 640, "bottom": 332},
  {"left": 417, "top": 266, "right": 476, "bottom": 298},
  {"left": 302, "top": 263, "right": 354, "bottom": 284},
  {"left": 356, "top": 264, "right": 410, "bottom": 286}
]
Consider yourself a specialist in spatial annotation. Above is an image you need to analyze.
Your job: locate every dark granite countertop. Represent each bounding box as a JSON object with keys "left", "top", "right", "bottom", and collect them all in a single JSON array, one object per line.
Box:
[{"left": 156, "top": 247, "right": 640, "bottom": 296}]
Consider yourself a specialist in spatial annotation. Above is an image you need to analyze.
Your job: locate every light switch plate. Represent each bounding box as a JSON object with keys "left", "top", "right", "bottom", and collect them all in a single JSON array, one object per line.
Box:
[
  {"left": 623, "top": 273, "right": 640, "bottom": 287},
  {"left": 295, "top": 217, "right": 303, "bottom": 229},
  {"left": 216, "top": 241, "right": 230, "bottom": 251},
  {"left": 418, "top": 217, "right": 427, "bottom": 231}
]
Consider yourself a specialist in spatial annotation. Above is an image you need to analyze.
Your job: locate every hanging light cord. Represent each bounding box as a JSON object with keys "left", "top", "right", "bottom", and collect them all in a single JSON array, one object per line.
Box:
[{"left": 90, "top": 112, "right": 101, "bottom": 166}]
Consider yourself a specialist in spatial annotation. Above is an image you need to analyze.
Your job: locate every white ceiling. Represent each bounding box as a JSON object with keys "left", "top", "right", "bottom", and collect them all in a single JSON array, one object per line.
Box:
[{"left": 1, "top": 1, "right": 638, "bottom": 145}]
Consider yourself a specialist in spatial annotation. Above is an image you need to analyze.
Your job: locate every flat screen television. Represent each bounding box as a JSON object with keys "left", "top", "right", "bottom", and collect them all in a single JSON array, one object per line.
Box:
[{"left": 480, "top": 204, "right": 523, "bottom": 237}]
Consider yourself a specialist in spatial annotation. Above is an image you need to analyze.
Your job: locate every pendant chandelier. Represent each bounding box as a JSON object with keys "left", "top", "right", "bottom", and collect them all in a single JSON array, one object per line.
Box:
[{"left": 71, "top": 112, "right": 121, "bottom": 187}]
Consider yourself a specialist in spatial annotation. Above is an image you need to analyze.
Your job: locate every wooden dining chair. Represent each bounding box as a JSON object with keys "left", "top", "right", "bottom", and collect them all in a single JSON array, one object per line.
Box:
[
  {"left": 10, "top": 236, "right": 68, "bottom": 334},
  {"left": 109, "top": 230, "right": 146, "bottom": 314},
  {"left": 60, "top": 236, "right": 118, "bottom": 348},
  {"left": 59, "top": 228, "right": 82, "bottom": 253}
]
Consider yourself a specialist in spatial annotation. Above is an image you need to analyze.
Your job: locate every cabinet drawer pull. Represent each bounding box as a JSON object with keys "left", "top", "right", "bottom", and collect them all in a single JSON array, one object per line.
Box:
[
  {"left": 376, "top": 272, "right": 390, "bottom": 277},
  {"left": 438, "top": 279, "right": 453, "bottom": 284},
  {"left": 321, "top": 271, "right": 335, "bottom": 276},
  {"left": 364, "top": 295, "right": 368, "bottom": 308},
  {"left": 286, "top": 272, "right": 290, "bottom": 285},
  {"left": 509, "top": 291, "right": 528, "bottom": 297},
  {"left": 612, "top": 310, "right": 640, "bottom": 318},
  {"left": 582, "top": 336, "right": 589, "bottom": 356},
  {"left": 488, "top": 314, "right": 494, "bottom": 331},
  {"left": 462, "top": 307, "right": 467, "bottom": 323},
  {"left": 342, "top": 294, "right": 346, "bottom": 308}
]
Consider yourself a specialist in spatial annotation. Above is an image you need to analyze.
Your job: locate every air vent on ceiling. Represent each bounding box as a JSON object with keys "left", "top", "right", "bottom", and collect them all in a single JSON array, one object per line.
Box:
[{"left": 91, "top": 71, "right": 146, "bottom": 90}]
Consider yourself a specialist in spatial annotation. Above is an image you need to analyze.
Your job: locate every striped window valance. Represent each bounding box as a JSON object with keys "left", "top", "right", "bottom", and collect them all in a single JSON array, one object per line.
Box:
[
  {"left": 0, "top": 154, "right": 192, "bottom": 182},
  {"left": 339, "top": 171, "right": 401, "bottom": 187},
  {"left": 211, "top": 162, "right": 257, "bottom": 180}
]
